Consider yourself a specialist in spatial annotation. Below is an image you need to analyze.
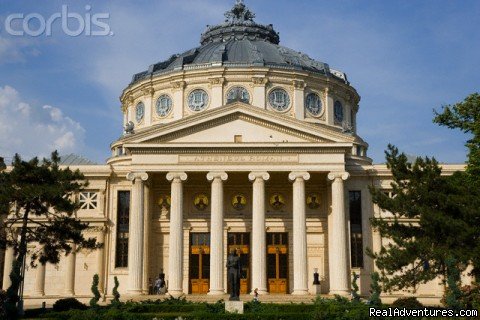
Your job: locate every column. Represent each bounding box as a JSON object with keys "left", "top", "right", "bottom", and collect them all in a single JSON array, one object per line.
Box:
[
  {"left": 64, "top": 244, "right": 76, "bottom": 296},
  {"left": 2, "top": 246, "right": 14, "bottom": 290},
  {"left": 207, "top": 171, "right": 228, "bottom": 295},
  {"left": 327, "top": 172, "right": 350, "bottom": 296},
  {"left": 289, "top": 171, "right": 310, "bottom": 295},
  {"left": 34, "top": 250, "right": 46, "bottom": 296},
  {"left": 166, "top": 172, "right": 188, "bottom": 296},
  {"left": 126, "top": 172, "right": 149, "bottom": 294},
  {"left": 249, "top": 172, "right": 270, "bottom": 295},
  {"left": 97, "top": 228, "right": 106, "bottom": 293}
]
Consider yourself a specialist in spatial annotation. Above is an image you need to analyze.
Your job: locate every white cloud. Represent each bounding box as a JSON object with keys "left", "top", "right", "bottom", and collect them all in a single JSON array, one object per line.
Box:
[{"left": 0, "top": 85, "right": 86, "bottom": 160}]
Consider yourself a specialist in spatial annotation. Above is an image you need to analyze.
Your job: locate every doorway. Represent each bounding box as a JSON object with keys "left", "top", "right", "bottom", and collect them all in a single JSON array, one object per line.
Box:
[
  {"left": 189, "top": 233, "right": 210, "bottom": 294},
  {"left": 227, "top": 232, "right": 250, "bottom": 294},
  {"left": 267, "top": 232, "right": 288, "bottom": 293}
]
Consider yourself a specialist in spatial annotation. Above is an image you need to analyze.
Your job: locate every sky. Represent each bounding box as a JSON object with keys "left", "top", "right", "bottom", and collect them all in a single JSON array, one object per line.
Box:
[{"left": 0, "top": 0, "right": 479, "bottom": 164}]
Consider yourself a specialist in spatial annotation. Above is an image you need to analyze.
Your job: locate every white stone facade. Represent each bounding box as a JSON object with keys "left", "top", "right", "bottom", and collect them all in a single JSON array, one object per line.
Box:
[{"left": 0, "top": 2, "right": 467, "bottom": 304}]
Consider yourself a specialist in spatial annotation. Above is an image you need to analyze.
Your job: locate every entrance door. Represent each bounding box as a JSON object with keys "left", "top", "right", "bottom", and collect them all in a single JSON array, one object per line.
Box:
[
  {"left": 189, "top": 233, "right": 210, "bottom": 294},
  {"left": 227, "top": 232, "right": 250, "bottom": 294},
  {"left": 267, "top": 232, "right": 288, "bottom": 293}
]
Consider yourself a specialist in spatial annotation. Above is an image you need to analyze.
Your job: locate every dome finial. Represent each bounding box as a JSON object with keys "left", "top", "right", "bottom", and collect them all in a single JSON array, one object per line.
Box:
[{"left": 225, "top": 0, "right": 255, "bottom": 23}]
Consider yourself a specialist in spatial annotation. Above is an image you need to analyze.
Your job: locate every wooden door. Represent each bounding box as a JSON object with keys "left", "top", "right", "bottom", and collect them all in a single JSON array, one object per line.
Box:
[
  {"left": 267, "top": 233, "right": 288, "bottom": 293},
  {"left": 190, "top": 233, "right": 210, "bottom": 294},
  {"left": 227, "top": 232, "right": 250, "bottom": 294}
]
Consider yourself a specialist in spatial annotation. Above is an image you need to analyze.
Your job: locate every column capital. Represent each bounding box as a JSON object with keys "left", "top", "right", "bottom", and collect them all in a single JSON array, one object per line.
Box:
[
  {"left": 126, "top": 172, "right": 149, "bottom": 182},
  {"left": 206, "top": 171, "right": 228, "bottom": 181},
  {"left": 248, "top": 171, "right": 270, "bottom": 181},
  {"left": 327, "top": 172, "right": 350, "bottom": 181},
  {"left": 166, "top": 172, "right": 188, "bottom": 182},
  {"left": 288, "top": 171, "right": 310, "bottom": 182}
]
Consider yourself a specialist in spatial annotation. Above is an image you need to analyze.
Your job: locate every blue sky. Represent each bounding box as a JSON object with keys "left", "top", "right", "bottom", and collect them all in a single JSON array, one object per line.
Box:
[{"left": 0, "top": 0, "right": 478, "bottom": 164}]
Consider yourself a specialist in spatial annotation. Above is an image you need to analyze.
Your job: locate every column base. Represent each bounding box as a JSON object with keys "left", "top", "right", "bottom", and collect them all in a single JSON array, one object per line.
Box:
[
  {"left": 127, "top": 289, "right": 144, "bottom": 295},
  {"left": 207, "top": 289, "right": 225, "bottom": 295},
  {"left": 329, "top": 289, "right": 350, "bottom": 296},
  {"left": 33, "top": 291, "right": 45, "bottom": 297},
  {"left": 63, "top": 291, "right": 75, "bottom": 297},
  {"left": 168, "top": 290, "right": 184, "bottom": 298},
  {"left": 250, "top": 288, "right": 268, "bottom": 295},
  {"left": 291, "top": 290, "right": 309, "bottom": 295}
]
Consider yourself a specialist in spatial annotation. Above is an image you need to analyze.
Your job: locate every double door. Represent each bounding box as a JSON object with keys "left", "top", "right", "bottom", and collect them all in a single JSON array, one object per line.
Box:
[
  {"left": 267, "top": 232, "right": 288, "bottom": 294},
  {"left": 189, "top": 233, "right": 210, "bottom": 294},
  {"left": 227, "top": 232, "right": 250, "bottom": 294}
]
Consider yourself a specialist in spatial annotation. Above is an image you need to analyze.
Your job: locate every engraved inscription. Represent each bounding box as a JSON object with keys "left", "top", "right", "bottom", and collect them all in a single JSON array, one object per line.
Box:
[{"left": 179, "top": 155, "right": 298, "bottom": 164}]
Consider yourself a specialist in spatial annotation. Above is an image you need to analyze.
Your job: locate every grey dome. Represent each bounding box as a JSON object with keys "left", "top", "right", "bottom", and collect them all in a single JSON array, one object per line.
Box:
[{"left": 130, "top": 1, "right": 348, "bottom": 86}]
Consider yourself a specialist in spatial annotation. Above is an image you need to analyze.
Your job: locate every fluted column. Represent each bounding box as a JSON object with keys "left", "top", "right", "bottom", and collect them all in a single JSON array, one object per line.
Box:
[
  {"left": 64, "top": 244, "right": 76, "bottom": 296},
  {"left": 126, "top": 172, "right": 149, "bottom": 294},
  {"left": 207, "top": 171, "right": 228, "bottom": 295},
  {"left": 166, "top": 172, "right": 188, "bottom": 296},
  {"left": 2, "top": 246, "right": 14, "bottom": 290},
  {"left": 327, "top": 172, "right": 350, "bottom": 296},
  {"left": 249, "top": 172, "right": 270, "bottom": 295},
  {"left": 289, "top": 171, "right": 310, "bottom": 295}
]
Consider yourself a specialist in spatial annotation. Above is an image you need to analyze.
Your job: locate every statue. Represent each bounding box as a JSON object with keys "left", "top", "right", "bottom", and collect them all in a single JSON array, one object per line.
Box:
[
  {"left": 124, "top": 121, "right": 135, "bottom": 135},
  {"left": 226, "top": 249, "right": 241, "bottom": 300}
]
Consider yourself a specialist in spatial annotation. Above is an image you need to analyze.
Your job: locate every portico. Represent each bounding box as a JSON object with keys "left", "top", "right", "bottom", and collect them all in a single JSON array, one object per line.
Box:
[{"left": 122, "top": 166, "right": 351, "bottom": 296}]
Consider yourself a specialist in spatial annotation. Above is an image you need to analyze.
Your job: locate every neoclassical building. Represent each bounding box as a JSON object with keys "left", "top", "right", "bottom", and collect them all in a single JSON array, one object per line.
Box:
[{"left": 1, "top": 1, "right": 464, "bottom": 303}]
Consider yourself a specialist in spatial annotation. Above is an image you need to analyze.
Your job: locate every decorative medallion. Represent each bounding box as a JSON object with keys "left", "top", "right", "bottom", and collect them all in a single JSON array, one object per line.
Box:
[
  {"left": 156, "top": 94, "right": 172, "bottom": 117},
  {"left": 194, "top": 193, "right": 209, "bottom": 211},
  {"left": 334, "top": 100, "right": 344, "bottom": 123},
  {"left": 157, "top": 194, "right": 171, "bottom": 209},
  {"left": 227, "top": 86, "right": 250, "bottom": 104},
  {"left": 188, "top": 89, "right": 209, "bottom": 112},
  {"left": 268, "top": 88, "right": 290, "bottom": 111},
  {"left": 269, "top": 193, "right": 286, "bottom": 210},
  {"left": 135, "top": 102, "right": 145, "bottom": 122},
  {"left": 305, "top": 93, "right": 323, "bottom": 116},
  {"left": 231, "top": 193, "right": 247, "bottom": 211},
  {"left": 306, "top": 193, "right": 321, "bottom": 209}
]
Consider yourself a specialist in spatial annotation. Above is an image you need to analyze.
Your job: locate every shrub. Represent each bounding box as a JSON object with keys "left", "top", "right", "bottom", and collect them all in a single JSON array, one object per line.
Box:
[
  {"left": 53, "top": 298, "right": 88, "bottom": 312},
  {"left": 111, "top": 276, "right": 121, "bottom": 306},
  {"left": 0, "top": 290, "right": 6, "bottom": 319},
  {"left": 351, "top": 272, "right": 360, "bottom": 302},
  {"left": 391, "top": 297, "right": 423, "bottom": 309},
  {"left": 90, "top": 274, "right": 101, "bottom": 307}
]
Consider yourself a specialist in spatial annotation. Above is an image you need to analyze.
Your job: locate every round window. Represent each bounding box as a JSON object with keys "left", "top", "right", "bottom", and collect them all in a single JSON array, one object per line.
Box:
[
  {"left": 156, "top": 94, "right": 172, "bottom": 117},
  {"left": 305, "top": 93, "right": 323, "bottom": 116},
  {"left": 135, "top": 102, "right": 145, "bottom": 122},
  {"left": 227, "top": 86, "right": 250, "bottom": 104},
  {"left": 334, "top": 100, "right": 344, "bottom": 123},
  {"left": 268, "top": 88, "right": 290, "bottom": 112},
  {"left": 188, "top": 89, "right": 209, "bottom": 112}
]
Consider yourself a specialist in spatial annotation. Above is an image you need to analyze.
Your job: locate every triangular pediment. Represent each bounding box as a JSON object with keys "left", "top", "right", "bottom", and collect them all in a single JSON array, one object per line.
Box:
[{"left": 121, "top": 102, "right": 356, "bottom": 146}]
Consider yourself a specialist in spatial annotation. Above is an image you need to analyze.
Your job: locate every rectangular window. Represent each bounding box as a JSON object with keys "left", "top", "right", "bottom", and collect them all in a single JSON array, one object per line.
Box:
[
  {"left": 115, "top": 191, "right": 130, "bottom": 268},
  {"left": 79, "top": 192, "right": 98, "bottom": 210},
  {"left": 349, "top": 191, "right": 364, "bottom": 268}
]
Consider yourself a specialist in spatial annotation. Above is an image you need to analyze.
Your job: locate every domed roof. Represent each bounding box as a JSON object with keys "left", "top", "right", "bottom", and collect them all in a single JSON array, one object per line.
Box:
[{"left": 130, "top": 1, "right": 348, "bottom": 86}]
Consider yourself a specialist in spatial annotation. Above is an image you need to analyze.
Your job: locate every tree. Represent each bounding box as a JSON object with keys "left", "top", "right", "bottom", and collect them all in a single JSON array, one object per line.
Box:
[
  {"left": 368, "top": 145, "right": 478, "bottom": 292},
  {"left": 0, "top": 152, "right": 101, "bottom": 319},
  {"left": 368, "top": 272, "right": 382, "bottom": 307},
  {"left": 111, "top": 276, "right": 120, "bottom": 306},
  {"left": 434, "top": 93, "right": 480, "bottom": 278}
]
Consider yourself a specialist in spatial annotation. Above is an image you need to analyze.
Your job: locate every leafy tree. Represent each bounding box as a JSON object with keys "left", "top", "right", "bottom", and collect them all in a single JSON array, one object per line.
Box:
[
  {"left": 351, "top": 272, "right": 360, "bottom": 302},
  {"left": 90, "top": 274, "right": 101, "bottom": 307},
  {"left": 368, "top": 272, "right": 382, "bottom": 307},
  {"left": 0, "top": 152, "right": 101, "bottom": 319},
  {"left": 368, "top": 145, "right": 477, "bottom": 292}
]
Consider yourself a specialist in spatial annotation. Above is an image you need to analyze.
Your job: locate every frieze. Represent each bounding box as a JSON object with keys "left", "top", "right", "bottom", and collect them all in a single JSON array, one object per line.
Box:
[{"left": 179, "top": 154, "right": 299, "bottom": 164}]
